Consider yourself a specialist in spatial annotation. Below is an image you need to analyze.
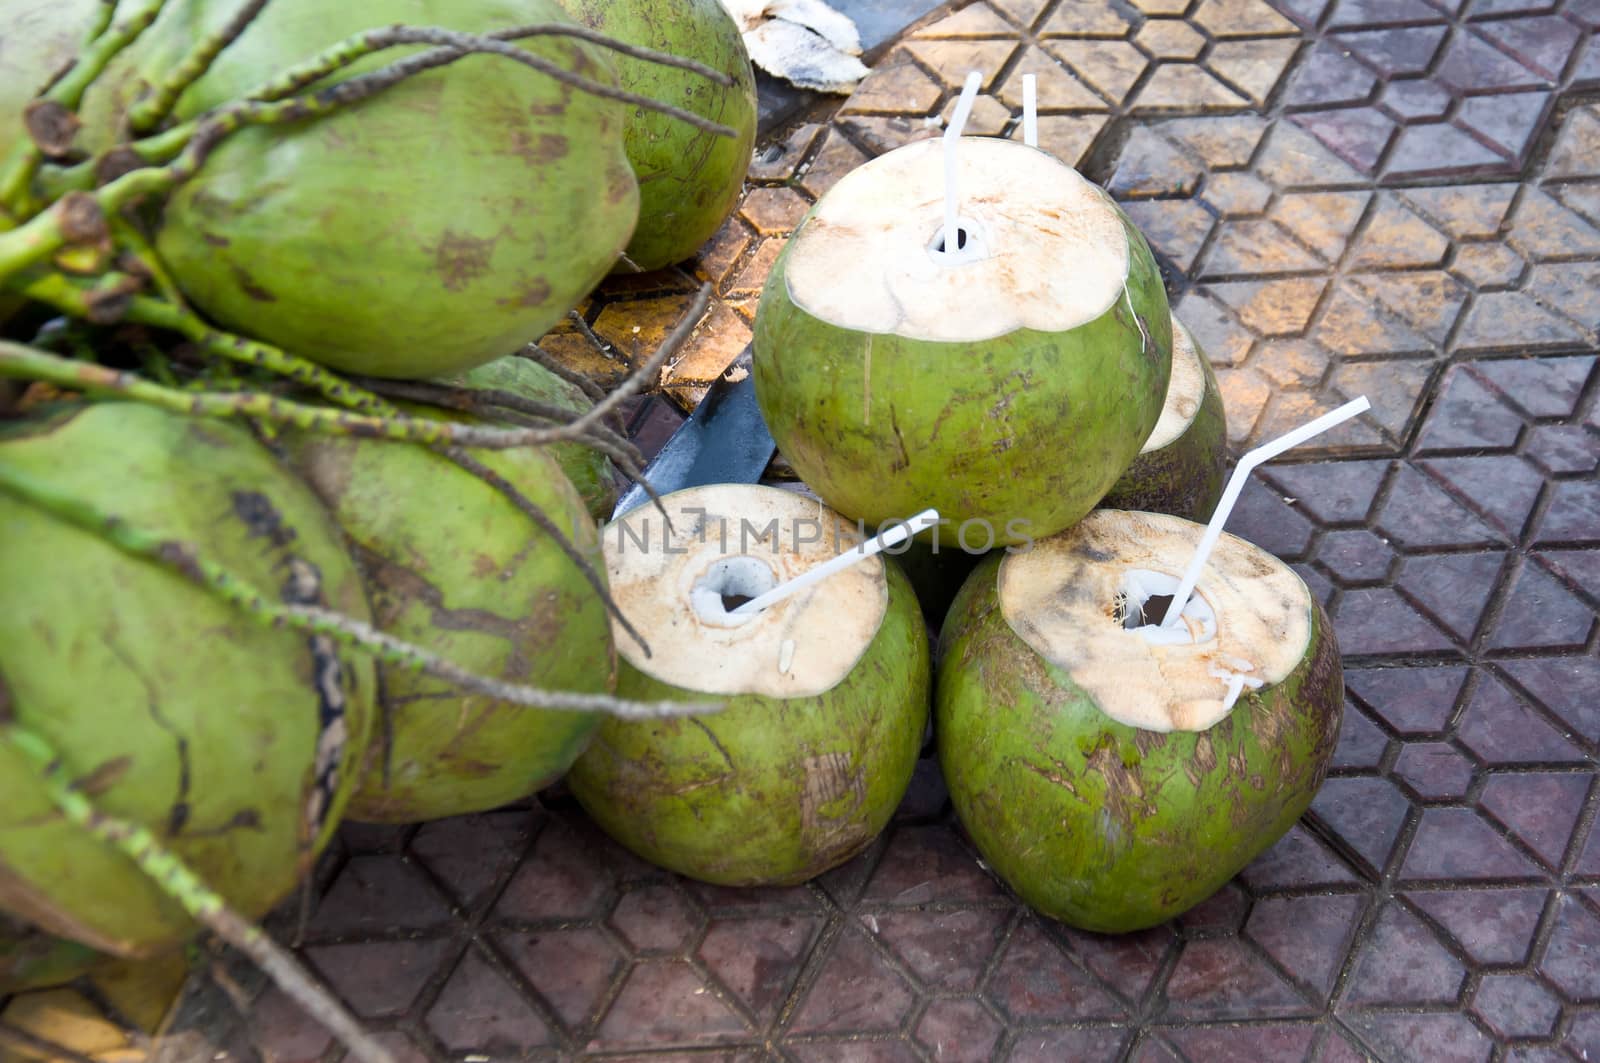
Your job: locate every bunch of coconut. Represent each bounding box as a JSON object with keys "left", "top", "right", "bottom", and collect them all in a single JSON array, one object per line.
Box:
[
  {"left": 744, "top": 131, "right": 1342, "bottom": 931},
  {"left": 0, "top": 0, "right": 757, "bottom": 1046}
]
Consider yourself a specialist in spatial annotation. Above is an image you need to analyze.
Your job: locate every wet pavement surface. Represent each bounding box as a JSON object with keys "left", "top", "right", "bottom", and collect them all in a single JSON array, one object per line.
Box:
[{"left": 4, "top": 0, "right": 1599, "bottom": 1060}]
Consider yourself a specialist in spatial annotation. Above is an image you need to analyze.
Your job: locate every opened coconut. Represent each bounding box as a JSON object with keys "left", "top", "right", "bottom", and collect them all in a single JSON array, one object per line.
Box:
[
  {"left": 553, "top": 0, "right": 757, "bottom": 270},
  {"left": 567, "top": 483, "right": 928, "bottom": 884},
  {"left": 754, "top": 137, "right": 1171, "bottom": 547},
  {"left": 284, "top": 416, "right": 614, "bottom": 824},
  {"left": 1101, "top": 315, "right": 1227, "bottom": 521},
  {"left": 937, "top": 510, "right": 1342, "bottom": 932},
  {"left": 0, "top": 403, "right": 374, "bottom": 955}
]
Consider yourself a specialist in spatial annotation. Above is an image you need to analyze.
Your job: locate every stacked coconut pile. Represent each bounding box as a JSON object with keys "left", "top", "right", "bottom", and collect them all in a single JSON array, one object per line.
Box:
[
  {"left": 583, "top": 81, "right": 1349, "bottom": 936},
  {"left": 0, "top": 0, "right": 1347, "bottom": 1052}
]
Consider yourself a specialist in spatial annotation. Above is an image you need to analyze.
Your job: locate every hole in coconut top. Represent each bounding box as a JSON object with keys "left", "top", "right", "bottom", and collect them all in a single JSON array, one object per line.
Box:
[
  {"left": 690, "top": 555, "right": 778, "bottom": 628},
  {"left": 928, "top": 218, "right": 988, "bottom": 266},
  {"left": 1114, "top": 568, "right": 1217, "bottom": 647}
]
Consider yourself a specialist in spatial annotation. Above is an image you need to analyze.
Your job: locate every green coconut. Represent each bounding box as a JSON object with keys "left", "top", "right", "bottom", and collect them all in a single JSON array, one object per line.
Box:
[
  {"left": 442, "top": 355, "right": 618, "bottom": 520},
  {"left": 553, "top": 0, "right": 756, "bottom": 270},
  {"left": 0, "top": 913, "right": 105, "bottom": 993},
  {"left": 0, "top": 403, "right": 375, "bottom": 956},
  {"left": 1100, "top": 315, "right": 1227, "bottom": 522},
  {"left": 284, "top": 414, "right": 614, "bottom": 823},
  {"left": 937, "top": 510, "right": 1342, "bottom": 932},
  {"left": 568, "top": 484, "right": 929, "bottom": 884},
  {"left": 79, "top": 0, "right": 639, "bottom": 378},
  {"left": 754, "top": 137, "right": 1171, "bottom": 548}
]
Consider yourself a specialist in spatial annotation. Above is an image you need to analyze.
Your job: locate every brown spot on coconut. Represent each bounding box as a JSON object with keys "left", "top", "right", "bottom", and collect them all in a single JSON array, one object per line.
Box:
[
  {"left": 936, "top": 510, "right": 1342, "bottom": 933},
  {"left": 0, "top": 403, "right": 375, "bottom": 956},
  {"left": 1100, "top": 315, "right": 1229, "bottom": 522},
  {"left": 283, "top": 411, "right": 614, "bottom": 824},
  {"left": 754, "top": 137, "right": 1171, "bottom": 548},
  {"left": 567, "top": 484, "right": 929, "bottom": 885}
]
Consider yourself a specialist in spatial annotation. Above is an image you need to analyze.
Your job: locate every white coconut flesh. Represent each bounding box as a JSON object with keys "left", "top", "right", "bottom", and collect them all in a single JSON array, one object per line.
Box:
[
  {"left": 1141, "top": 317, "right": 1206, "bottom": 453},
  {"left": 603, "top": 483, "right": 889, "bottom": 698},
  {"left": 998, "top": 510, "right": 1312, "bottom": 733},
  {"left": 782, "top": 137, "right": 1131, "bottom": 343}
]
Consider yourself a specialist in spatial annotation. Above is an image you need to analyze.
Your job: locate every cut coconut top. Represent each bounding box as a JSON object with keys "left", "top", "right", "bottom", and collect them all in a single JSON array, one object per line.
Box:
[
  {"left": 998, "top": 510, "right": 1311, "bottom": 732},
  {"left": 1142, "top": 316, "right": 1205, "bottom": 453},
  {"left": 604, "top": 484, "right": 889, "bottom": 698},
  {"left": 783, "top": 137, "right": 1130, "bottom": 343}
]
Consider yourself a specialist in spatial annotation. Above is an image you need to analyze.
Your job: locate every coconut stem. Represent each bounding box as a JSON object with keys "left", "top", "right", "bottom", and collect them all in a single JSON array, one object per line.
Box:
[
  {"left": 126, "top": 0, "right": 275, "bottom": 134},
  {"left": 13, "top": 271, "right": 395, "bottom": 415},
  {"left": 0, "top": 0, "right": 169, "bottom": 221},
  {"left": 0, "top": 457, "right": 718, "bottom": 719},
  {"left": 0, "top": 726, "right": 396, "bottom": 1063},
  {"left": 230, "top": 24, "right": 739, "bottom": 137},
  {"left": 247, "top": 21, "right": 735, "bottom": 105},
  {"left": 352, "top": 377, "right": 642, "bottom": 464}
]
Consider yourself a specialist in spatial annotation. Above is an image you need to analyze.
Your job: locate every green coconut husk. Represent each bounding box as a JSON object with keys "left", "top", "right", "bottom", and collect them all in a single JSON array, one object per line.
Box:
[
  {"left": 284, "top": 411, "right": 616, "bottom": 824},
  {"left": 0, "top": 401, "right": 376, "bottom": 956},
  {"left": 440, "top": 355, "right": 619, "bottom": 520},
  {"left": 568, "top": 484, "right": 930, "bottom": 885},
  {"left": 936, "top": 510, "right": 1343, "bottom": 933},
  {"left": 1100, "top": 315, "right": 1227, "bottom": 522},
  {"left": 554, "top": 0, "right": 756, "bottom": 271},
  {"left": 754, "top": 138, "right": 1171, "bottom": 548},
  {"left": 71, "top": 0, "right": 642, "bottom": 379}
]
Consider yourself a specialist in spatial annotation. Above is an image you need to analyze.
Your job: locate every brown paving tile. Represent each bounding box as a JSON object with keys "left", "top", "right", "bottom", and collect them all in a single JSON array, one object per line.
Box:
[
  {"left": 1393, "top": 742, "right": 1477, "bottom": 800},
  {"left": 501, "top": 926, "right": 627, "bottom": 1031},
  {"left": 1473, "top": 972, "right": 1562, "bottom": 1038},
  {"left": 1544, "top": 894, "right": 1600, "bottom": 1003},
  {"left": 1059, "top": 924, "right": 1177, "bottom": 1005},
  {"left": 308, "top": 855, "right": 454, "bottom": 938},
  {"left": 1342, "top": 902, "right": 1467, "bottom": 1006},
  {"left": 1163, "top": 1023, "right": 1320, "bottom": 1061},
  {"left": 1309, "top": 776, "right": 1412, "bottom": 874},
  {"left": 425, "top": 949, "right": 556, "bottom": 1055},
  {"left": 862, "top": 825, "right": 1005, "bottom": 905},
  {"left": 697, "top": 914, "right": 819, "bottom": 1023},
  {"left": 1345, "top": 666, "right": 1466, "bottom": 735},
  {"left": 591, "top": 960, "right": 751, "bottom": 1047},
  {"left": 495, "top": 816, "right": 620, "bottom": 923},
  {"left": 409, "top": 811, "right": 531, "bottom": 910},
  {"left": 609, "top": 885, "right": 704, "bottom": 953},
  {"left": 247, "top": 986, "right": 334, "bottom": 1063},
  {"left": 787, "top": 929, "right": 918, "bottom": 1035},
  {"left": 1162, "top": 938, "right": 1315, "bottom": 1018},
  {"left": 1401, "top": 807, "right": 1547, "bottom": 882},
  {"left": 985, "top": 927, "right": 1127, "bottom": 1022},
  {"left": 1245, "top": 893, "right": 1366, "bottom": 999},
  {"left": 913, "top": 997, "right": 1004, "bottom": 1062},
  {"left": 305, "top": 939, "right": 454, "bottom": 1018},
  {"left": 1407, "top": 887, "right": 1548, "bottom": 965},
  {"left": 1007, "top": 1027, "right": 1132, "bottom": 1061},
  {"left": 1342, "top": 1011, "right": 1494, "bottom": 1063},
  {"left": 867, "top": 908, "right": 1010, "bottom": 990},
  {"left": 785, "top": 1039, "right": 924, "bottom": 1063}
]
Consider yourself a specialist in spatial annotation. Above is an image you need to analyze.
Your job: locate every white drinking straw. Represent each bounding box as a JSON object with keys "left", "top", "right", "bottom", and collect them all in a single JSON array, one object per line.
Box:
[
  {"left": 1160, "top": 397, "right": 1372, "bottom": 628},
  {"left": 942, "top": 71, "right": 983, "bottom": 256},
  {"left": 731, "top": 509, "right": 942, "bottom": 616},
  {"left": 1022, "top": 73, "right": 1038, "bottom": 148}
]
